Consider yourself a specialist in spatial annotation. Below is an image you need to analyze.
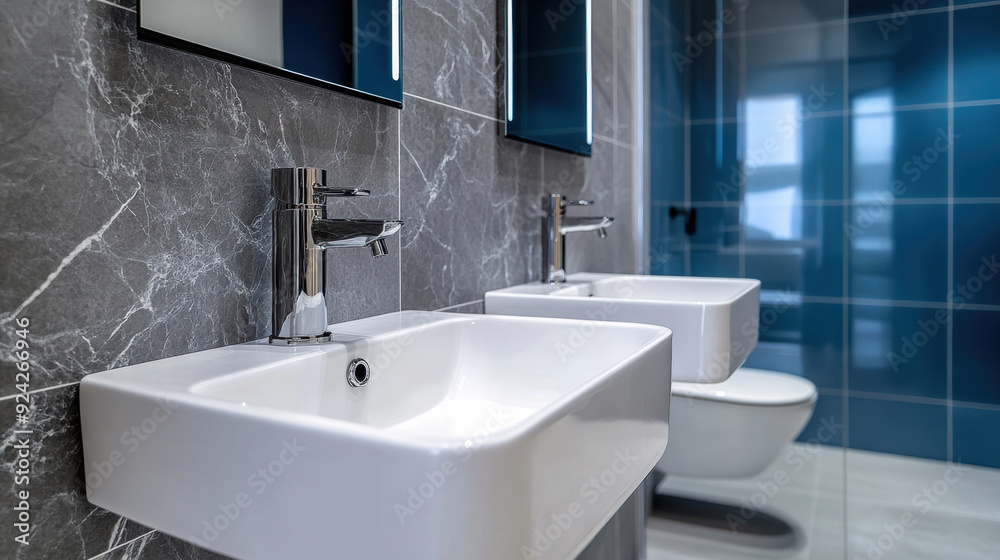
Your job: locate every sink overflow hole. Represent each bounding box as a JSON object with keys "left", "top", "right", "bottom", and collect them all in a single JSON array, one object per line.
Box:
[{"left": 348, "top": 358, "right": 371, "bottom": 387}]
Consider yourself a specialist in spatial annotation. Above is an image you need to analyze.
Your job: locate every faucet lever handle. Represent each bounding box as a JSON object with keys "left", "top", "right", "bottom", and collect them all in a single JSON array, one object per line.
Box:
[
  {"left": 313, "top": 186, "right": 372, "bottom": 198},
  {"left": 563, "top": 198, "right": 594, "bottom": 207}
]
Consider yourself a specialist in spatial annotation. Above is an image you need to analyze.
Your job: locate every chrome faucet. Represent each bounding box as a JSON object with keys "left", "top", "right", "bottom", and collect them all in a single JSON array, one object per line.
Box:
[
  {"left": 270, "top": 167, "right": 403, "bottom": 344},
  {"left": 542, "top": 193, "right": 614, "bottom": 283}
]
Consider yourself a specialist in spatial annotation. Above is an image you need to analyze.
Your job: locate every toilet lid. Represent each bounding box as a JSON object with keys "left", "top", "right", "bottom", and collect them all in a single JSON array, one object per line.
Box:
[{"left": 672, "top": 368, "right": 817, "bottom": 406}]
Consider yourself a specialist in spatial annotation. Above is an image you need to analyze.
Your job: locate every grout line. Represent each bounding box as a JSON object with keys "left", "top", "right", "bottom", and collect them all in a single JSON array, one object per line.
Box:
[
  {"left": 434, "top": 299, "right": 484, "bottom": 313},
  {"left": 85, "top": 530, "right": 156, "bottom": 560},
  {"left": 402, "top": 92, "right": 500, "bottom": 123},
  {"left": 816, "top": 388, "right": 1000, "bottom": 413},
  {"left": 0, "top": 381, "right": 80, "bottom": 402},
  {"left": 685, "top": 98, "right": 1000, "bottom": 126},
  {"left": 682, "top": 1, "right": 691, "bottom": 278},
  {"left": 398, "top": 106, "right": 403, "bottom": 313},
  {"left": 94, "top": 0, "right": 136, "bottom": 13},
  {"left": 758, "top": 293, "right": 1000, "bottom": 311},
  {"left": 593, "top": 133, "right": 634, "bottom": 150},
  {"left": 612, "top": 0, "right": 618, "bottom": 277},
  {"left": 947, "top": 0, "right": 956, "bottom": 464},
  {"left": 649, "top": 197, "right": 1000, "bottom": 207},
  {"left": 613, "top": 0, "right": 618, "bottom": 164},
  {"left": 704, "top": 1, "right": 1000, "bottom": 41},
  {"left": 841, "top": 2, "right": 851, "bottom": 550},
  {"left": 633, "top": 0, "right": 645, "bottom": 274}
]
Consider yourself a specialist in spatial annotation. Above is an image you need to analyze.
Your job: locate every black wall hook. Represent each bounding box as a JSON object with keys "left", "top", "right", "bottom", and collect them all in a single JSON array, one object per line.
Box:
[{"left": 669, "top": 206, "right": 698, "bottom": 236}]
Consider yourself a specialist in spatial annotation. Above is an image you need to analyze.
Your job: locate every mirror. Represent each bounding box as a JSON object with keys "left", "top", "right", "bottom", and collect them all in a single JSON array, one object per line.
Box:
[
  {"left": 505, "top": 0, "right": 593, "bottom": 156},
  {"left": 138, "top": 0, "right": 402, "bottom": 107}
]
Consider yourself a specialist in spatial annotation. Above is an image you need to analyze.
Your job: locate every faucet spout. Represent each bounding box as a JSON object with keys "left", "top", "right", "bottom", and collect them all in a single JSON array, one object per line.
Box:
[
  {"left": 312, "top": 219, "right": 403, "bottom": 249},
  {"left": 560, "top": 216, "right": 614, "bottom": 234}
]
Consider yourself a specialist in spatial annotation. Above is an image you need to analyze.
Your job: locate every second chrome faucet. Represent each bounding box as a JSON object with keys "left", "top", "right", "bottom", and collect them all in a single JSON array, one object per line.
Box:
[
  {"left": 542, "top": 193, "right": 614, "bottom": 283},
  {"left": 270, "top": 167, "right": 402, "bottom": 344}
]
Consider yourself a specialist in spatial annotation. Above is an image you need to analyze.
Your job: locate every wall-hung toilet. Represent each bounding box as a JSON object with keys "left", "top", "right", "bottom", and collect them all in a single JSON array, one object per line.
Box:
[{"left": 660, "top": 367, "right": 817, "bottom": 478}]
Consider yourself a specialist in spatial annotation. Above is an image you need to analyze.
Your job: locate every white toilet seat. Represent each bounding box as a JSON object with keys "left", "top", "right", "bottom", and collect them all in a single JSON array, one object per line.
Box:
[{"left": 672, "top": 368, "right": 817, "bottom": 406}]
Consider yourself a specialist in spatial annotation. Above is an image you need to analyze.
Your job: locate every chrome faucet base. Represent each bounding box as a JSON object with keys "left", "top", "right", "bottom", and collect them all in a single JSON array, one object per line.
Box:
[{"left": 269, "top": 332, "right": 334, "bottom": 345}]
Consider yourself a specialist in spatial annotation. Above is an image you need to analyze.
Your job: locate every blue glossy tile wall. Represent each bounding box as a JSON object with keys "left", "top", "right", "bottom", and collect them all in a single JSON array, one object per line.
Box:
[
  {"left": 953, "top": 205, "right": 1000, "bottom": 306},
  {"left": 849, "top": 11, "right": 948, "bottom": 107},
  {"left": 848, "top": 108, "right": 950, "bottom": 200},
  {"left": 848, "top": 397, "right": 948, "bottom": 460},
  {"left": 954, "top": 5, "right": 1000, "bottom": 101},
  {"left": 954, "top": 105, "right": 1000, "bottom": 199},
  {"left": 848, "top": 305, "right": 948, "bottom": 399},
  {"left": 848, "top": 203, "right": 949, "bottom": 302},
  {"left": 651, "top": 0, "right": 1000, "bottom": 467},
  {"left": 953, "top": 310, "right": 1000, "bottom": 406},
  {"left": 953, "top": 406, "right": 1000, "bottom": 469}
]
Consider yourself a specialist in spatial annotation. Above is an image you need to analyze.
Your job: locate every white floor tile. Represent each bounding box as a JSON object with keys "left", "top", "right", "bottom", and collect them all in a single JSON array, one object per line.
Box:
[{"left": 646, "top": 445, "right": 1000, "bottom": 560}]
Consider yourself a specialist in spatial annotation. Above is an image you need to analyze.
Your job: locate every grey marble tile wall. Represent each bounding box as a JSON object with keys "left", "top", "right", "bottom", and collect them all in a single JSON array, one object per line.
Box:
[{"left": 0, "top": 0, "right": 639, "bottom": 558}]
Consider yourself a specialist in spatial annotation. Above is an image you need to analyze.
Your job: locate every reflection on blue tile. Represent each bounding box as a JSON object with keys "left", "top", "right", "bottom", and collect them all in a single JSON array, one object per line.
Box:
[
  {"left": 687, "top": 4, "right": 741, "bottom": 121},
  {"left": 690, "top": 205, "right": 740, "bottom": 246},
  {"left": 745, "top": 25, "right": 845, "bottom": 115},
  {"left": 689, "top": 125, "right": 742, "bottom": 202},
  {"left": 690, "top": 250, "right": 739, "bottom": 277},
  {"left": 953, "top": 406, "right": 1000, "bottom": 469},
  {"left": 953, "top": 310, "right": 1000, "bottom": 407},
  {"left": 954, "top": 6, "right": 1000, "bottom": 102},
  {"left": 849, "top": 0, "right": 948, "bottom": 17},
  {"left": 955, "top": 106, "right": 1000, "bottom": 199},
  {"left": 800, "top": 116, "right": 846, "bottom": 201},
  {"left": 797, "top": 394, "right": 844, "bottom": 447},
  {"left": 849, "top": 12, "right": 948, "bottom": 108},
  {"left": 848, "top": 305, "right": 948, "bottom": 399},
  {"left": 741, "top": 112, "right": 845, "bottom": 201},
  {"left": 649, "top": 251, "right": 686, "bottom": 276},
  {"left": 745, "top": 301, "right": 845, "bottom": 390},
  {"left": 746, "top": 0, "right": 844, "bottom": 31},
  {"left": 650, "top": 120, "right": 685, "bottom": 202},
  {"left": 848, "top": 397, "right": 947, "bottom": 461},
  {"left": 746, "top": 205, "right": 845, "bottom": 297},
  {"left": 953, "top": 205, "right": 1000, "bottom": 307},
  {"left": 850, "top": 108, "right": 949, "bottom": 200},
  {"left": 849, "top": 203, "right": 948, "bottom": 302}
]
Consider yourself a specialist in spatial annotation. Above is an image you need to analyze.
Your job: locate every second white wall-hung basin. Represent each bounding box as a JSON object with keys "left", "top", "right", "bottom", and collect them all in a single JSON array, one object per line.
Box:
[
  {"left": 485, "top": 273, "right": 761, "bottom": 383},
  {"left": 80, "top": 311, "right": 671, "bottom": 560}
]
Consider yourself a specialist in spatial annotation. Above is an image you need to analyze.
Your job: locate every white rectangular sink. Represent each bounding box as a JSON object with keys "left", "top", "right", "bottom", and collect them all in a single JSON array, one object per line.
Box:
[
  {"left": 485, "top": 273, "right": 760, "bottom": 383},
  {"left": 80, "top": 311, "right": 671, "bottom": 560}
]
